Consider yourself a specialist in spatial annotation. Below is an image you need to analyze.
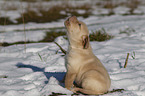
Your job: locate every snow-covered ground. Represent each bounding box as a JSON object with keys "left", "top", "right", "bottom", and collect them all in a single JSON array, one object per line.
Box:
[{"left": 0, "top": 0, "right": 145, "bottom": 96}]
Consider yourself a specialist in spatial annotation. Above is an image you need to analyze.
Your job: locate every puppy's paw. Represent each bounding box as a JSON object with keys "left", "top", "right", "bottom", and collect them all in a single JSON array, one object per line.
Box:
[
  {"left": 66, "top": 85, "right": 75, "bottom": 91},
  {"left": 71, "top": 88, "right": 77, "bottom": 93},
  {"left": 71, "top": 87, "right": 80, "bottom": 93}
]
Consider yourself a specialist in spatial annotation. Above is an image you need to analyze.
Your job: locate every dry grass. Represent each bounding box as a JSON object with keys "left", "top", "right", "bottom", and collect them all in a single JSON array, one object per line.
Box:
[
  {"left": 102, "top": 0, "right": 117, "bottom": 15},
  {"left": 0, "top": 0, "right": 143, "bottom": 25},
  {"left": 16, "top": 3, "right": 92, "bottom": 24},
  {"left": 65, "top": 4, "right": 92, "bottom": 18},
  {"left": 21, "top": 0, "right": 40, "bottom": 2},
  {"left": 0, "top": 31, "right": 66, "bottom": 47},
  {"left": 0, "top": 17, "right": 14, "bottom": 25},
  {"left": 105, "top": 89, "right": 125, "bottom": 94},
  {"left": 40, "top": 31, "right": 66, "bottom": 42},
  {"left": 127, "top": 0, "right": 141, "bottom": 14},
  {"left": 0, "top": 1, "right": 92, "bottom": 25},
  {"left": 21, "top": 0, "right": 36, "bottom": 2},
  {"left": 123, "top": 0, "right": 142, "bottom": 15},
  {"left": 0, "top": 28, "right": 114, "bottom": 47},
  {"left": 97, "top": 0, "right": 142, "bottom": 16},
  {"left": 96, "top": 0, "right": 118, "bottom": 15},
  {"left": 90, "top": 28, "right": 114, "bottom": 42},
  {"left": 0, "top": 41, "right": 36, "bottom": 47},
  {"left": 21, "top": 0, "right": 51, "bottom": 2}
]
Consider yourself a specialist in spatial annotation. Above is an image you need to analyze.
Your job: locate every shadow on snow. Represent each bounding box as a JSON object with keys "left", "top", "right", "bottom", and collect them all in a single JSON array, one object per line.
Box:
[{"left": 16, "top": 62, "right": 66, "bottom": 87}]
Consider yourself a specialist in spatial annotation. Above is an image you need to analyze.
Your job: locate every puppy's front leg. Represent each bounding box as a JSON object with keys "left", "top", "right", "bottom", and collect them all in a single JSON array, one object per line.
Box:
[{"left": 65, "top": 71, "right": 76, "bottom": 90}]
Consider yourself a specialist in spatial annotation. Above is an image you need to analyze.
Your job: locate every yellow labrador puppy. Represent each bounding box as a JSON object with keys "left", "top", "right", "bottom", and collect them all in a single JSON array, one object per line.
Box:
[{"left": 64, "top": 16, "right": 111, "bottom": 95}]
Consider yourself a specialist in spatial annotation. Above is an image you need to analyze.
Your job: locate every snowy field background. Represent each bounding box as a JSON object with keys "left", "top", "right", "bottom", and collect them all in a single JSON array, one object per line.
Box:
[{"left": 0, "top": 0, "right": 145, "bottom": 96}]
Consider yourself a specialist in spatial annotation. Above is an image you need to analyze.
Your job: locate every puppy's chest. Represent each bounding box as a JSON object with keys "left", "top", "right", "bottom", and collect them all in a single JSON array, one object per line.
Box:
[
  {"left": 67, "top": 52, "right": 85, "bottom": 70},
  {"left": 68, "top": 54, "right": 82, "bottom": 66}
]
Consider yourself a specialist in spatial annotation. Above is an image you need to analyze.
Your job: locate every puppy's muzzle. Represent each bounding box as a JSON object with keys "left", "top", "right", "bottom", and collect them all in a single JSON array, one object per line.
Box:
[
  {"left": 69, "top": 16, "right": 77, "bottom": 22},
  {"left": 65, "top": 16, "right": 77, "bottom": 26}
]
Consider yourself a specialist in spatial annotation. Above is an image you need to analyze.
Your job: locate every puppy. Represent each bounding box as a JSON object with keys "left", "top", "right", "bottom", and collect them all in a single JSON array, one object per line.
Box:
[{"left": 64, "top": 16, "right": 111, "bottom": 95}]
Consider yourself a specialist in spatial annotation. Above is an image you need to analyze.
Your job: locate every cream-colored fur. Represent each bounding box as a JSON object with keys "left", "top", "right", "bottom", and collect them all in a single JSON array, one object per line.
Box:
[{"left": 64, "top": 16, "right": 111, "bottom": 95}]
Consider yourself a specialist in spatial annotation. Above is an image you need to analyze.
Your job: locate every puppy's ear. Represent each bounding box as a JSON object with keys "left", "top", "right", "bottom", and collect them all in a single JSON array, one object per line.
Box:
[{"left": 82, "top": 35, "right": 89, "bottom": 49}]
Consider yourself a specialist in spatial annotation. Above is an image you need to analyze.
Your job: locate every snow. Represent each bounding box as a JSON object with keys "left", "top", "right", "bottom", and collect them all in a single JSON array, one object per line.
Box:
[{"left": 0, "top": 0, "right": 145, "bottom": 96}]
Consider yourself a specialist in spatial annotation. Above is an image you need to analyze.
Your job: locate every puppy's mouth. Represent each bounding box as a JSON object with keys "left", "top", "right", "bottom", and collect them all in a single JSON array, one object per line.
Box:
[{"left": 65, "top": 18, "right": 70, "bottom": 26}]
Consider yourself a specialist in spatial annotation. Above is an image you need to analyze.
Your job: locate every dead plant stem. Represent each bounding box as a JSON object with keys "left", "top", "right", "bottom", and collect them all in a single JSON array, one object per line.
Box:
[
  {"left": 20, "top": 1, "right": 27, "bottom": 53},
  {"left": 54, "top": 42, "right": 66, "bottom": 55},
  {"left": 124, "top": 53, "right": 129, "bottom": 68}
]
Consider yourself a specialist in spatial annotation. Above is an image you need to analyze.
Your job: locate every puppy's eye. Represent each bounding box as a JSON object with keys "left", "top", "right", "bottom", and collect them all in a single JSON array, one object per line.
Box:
[{"left": 79, "top": 24, "right": 81, "bottom": 27}]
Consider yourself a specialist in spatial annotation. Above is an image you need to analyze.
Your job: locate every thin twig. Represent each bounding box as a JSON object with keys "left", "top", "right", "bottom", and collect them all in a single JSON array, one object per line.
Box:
[
  {"left": 0, "top": 0, "right": 7, "bottom": 49},
  {"left": 54, "top": 42, "right": 66, "bottom": 55},
  {"left": 124, "top": 53, "right": 129, "bottom": 68},
  {"left": 20, "top": 1, "right": 27, "bottom": 53},
  {"left": 3, "top": 0, "right": 7, "bottom": 27},
  {"left": 104, "top": 89, "right": 125, "bottom": 94}
]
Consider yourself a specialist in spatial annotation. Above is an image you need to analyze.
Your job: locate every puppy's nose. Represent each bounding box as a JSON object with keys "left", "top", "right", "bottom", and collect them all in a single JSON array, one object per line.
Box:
[
  {"left": 69, "top": 16, "right": 77, "bottom": 22},
  {"left": 71, "top": 15, "right": 76, "bottom": 18}
]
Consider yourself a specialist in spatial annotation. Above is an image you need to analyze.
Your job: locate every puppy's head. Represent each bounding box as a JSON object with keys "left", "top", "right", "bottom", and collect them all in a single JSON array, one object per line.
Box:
[{"left": 64, "top": 16, "right": 89, "bottom": 49}]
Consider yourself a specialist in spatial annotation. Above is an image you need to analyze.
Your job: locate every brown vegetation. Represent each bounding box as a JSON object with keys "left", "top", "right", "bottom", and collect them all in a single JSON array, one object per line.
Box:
[{"left": 16, "top": 4, "right": 92, "bottom": 24}]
